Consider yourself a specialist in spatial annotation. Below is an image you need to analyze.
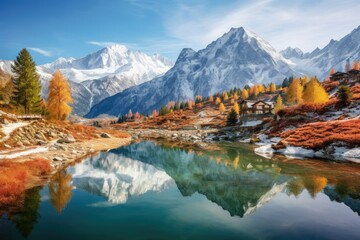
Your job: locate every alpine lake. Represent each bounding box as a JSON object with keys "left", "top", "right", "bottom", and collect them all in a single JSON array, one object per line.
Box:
[{"left": 1, "top": 141, "right": 360, "bottom": 240}]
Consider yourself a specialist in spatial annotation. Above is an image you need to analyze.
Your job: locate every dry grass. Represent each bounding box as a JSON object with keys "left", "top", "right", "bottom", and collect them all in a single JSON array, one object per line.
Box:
[
  {"left": 0, "top": 159, "right": 52, "bottom": 206},
  {"left": 280, "top": 119, "right": 360, "bottom": 149}
]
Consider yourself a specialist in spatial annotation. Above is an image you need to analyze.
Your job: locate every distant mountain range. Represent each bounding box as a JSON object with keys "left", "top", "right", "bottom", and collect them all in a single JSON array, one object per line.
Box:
[
  {"left": 87, "top": 26, "right": 360, "bottom": 118},
  {"left": 1, "top": 25, "right": 360, "bottom": 117},
  {"left": 280, "top": 25, "right": 360, "bottom": 80},
  {"left": 0, "top": 45, "right": 172, "bottom": 115}
]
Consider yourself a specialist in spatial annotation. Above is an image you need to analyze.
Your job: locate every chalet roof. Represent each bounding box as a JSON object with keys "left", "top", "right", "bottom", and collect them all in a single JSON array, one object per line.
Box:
[
  {"left": 348, "top": 69, "right": 360, "bottom": 74},
  {"left": 331, "top": 71, "right": 348, "bottom": 76},
  {"left": 241, "top": 100, "right": 274, "bottom": 108}
]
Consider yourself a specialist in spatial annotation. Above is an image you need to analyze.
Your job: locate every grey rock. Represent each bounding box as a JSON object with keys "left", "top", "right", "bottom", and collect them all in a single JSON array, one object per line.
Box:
[
  {"left": 57, "top": 135, "right": 76, "bottom": 144},
  {"left": 100, "top": 133, "right": 112, "bottom": 138}
]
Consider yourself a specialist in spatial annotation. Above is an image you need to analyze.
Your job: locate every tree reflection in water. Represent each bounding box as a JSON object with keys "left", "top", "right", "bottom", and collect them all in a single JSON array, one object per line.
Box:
[{"left": 49, "top": 169, "right": 73, "bottom": 214}]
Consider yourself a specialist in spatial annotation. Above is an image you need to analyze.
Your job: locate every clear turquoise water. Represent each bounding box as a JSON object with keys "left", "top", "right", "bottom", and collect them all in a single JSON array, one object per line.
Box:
[{"left": 1, "top": 141, "right": 360, "bottom": 239}]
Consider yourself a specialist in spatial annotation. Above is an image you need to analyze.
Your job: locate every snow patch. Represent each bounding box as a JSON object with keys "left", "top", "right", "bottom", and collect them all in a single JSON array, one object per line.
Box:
[
  {"left": 0, "top": 146, "right": 48, "bottom": 159},
  {"left": 0, "top": 122, "right": 30, "bottom": 142}
]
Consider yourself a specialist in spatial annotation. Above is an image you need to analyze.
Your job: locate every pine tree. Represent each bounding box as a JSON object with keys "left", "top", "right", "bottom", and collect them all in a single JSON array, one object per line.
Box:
[
  {"left": 282, "top": 78, "right": 289, "bottom": 88},
  {"left": 173, "top": 102, "right": 180, "bottom": 111},
  {"left": 219, "top": 103, "right": 225, "bottom": 113},
  {"left": 12, "top": 48, "right": 42, "bottom": 113},
  {"left": 353, "top": 60, "right": 359, "bottom": 70},
  {"left": 302, "top": 76, "right": 328, "bottom": 104},
  {"left": 241, "top": 89, "right": 249, "bottom": 99},
  {"left": 274, "top": 95, "right": 283, "bottom": 113},
  {"left": 227, "top": 108, "right": 238, "bottom": 125},
  {"left": 47, "top": 70, "right": 73, "bottom": 120},
  {"left": 337, "top": 85, "right": 352, "bottom": 105},
  {"left": 287, "top": 78, "right": 303, "bottom": 105}
]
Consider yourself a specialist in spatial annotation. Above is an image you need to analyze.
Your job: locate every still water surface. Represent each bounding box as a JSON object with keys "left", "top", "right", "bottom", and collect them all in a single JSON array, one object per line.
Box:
[{"left": 1, "top": 141, "right": 360, "bottom": 239}]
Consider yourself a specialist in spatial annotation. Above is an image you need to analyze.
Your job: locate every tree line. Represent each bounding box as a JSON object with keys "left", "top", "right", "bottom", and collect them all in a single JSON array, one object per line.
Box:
[{"left": 0, "top": 49, "right": 73, "bottom": 120}]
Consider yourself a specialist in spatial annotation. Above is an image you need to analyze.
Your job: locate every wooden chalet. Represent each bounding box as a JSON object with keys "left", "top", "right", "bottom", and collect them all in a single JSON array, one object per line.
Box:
[{"left": 239, "top": 100, "right": 274, "bottom": 115}]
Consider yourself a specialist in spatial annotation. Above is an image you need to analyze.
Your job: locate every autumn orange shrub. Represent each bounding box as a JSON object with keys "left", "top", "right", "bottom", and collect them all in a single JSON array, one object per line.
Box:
[
  {"left": 280, "top": 119, "right": 360, "bottom": 149},
  {"left": 0, "top": 159, "right": 51, "bottom": 206},
  {"left": 351, "top": 84, "right": 360, "bottom": 99}
]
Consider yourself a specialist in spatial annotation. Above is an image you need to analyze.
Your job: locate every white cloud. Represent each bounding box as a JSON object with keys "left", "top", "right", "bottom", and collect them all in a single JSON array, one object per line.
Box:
[
  {"left": 86, "top": 41, "right": 122, "bottom": 47},
  {"left": 28, "top": 47, "right": 52, "bottom": 57},
  {"left": 163, "top": 0, "right": 360, "bottom": 52}
]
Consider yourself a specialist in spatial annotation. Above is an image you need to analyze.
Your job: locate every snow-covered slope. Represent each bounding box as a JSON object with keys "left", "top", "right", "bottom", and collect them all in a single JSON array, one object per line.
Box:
[
  {"left": 0, "top": 45, "right": 173, "bottom": 116},
  {"left": 68, "top": 151, "right": 173, "bottom": 204},
  {"left": 86, "top": 27, "right": 298, "bottom": 117},
  {"left": 281, "top": 25, "right": 360, "bottom": 80}
]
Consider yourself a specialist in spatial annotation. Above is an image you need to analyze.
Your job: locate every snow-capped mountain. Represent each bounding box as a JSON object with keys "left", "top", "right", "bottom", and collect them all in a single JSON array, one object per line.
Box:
[
  {"left": 281, "top": 25, "right": 360, "bottom": 80},
  {"left": 86, "top": 27, "right": 298, "bottom": 117},
  {"left": 68, "top": 151, "right": 173, "bottom": 204},
  {"left": 0, "top": 45, "right": 173, "bottom": 116}
]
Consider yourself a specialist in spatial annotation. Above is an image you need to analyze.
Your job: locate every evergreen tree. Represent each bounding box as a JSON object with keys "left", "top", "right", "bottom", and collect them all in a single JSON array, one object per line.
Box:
[
  {"left": 244, "top": 85, "right": 250, "bottom": 90},
  {"left": 274, "top": 95, "right": 283, "bottom": 113},
  {"left": 12, "top": 49, "right": 42, "bottom": 113},
  {"left": 227, "top": 108, "right": 238, "bottom": 125},
  {"left": 173, "top": 102, "right": 180, "bottom": 111},
  {"left": 302, "top": 76, "right": 328, "bottom": 104},
  {"left": 337, "top": 85, "right": 352, "bottom": 105},
  {"left": 282, "top": 78, "right": 289, "bottom": 88},
  {"left": 180, "top": 101, "right": 184, "bottom": 109}
]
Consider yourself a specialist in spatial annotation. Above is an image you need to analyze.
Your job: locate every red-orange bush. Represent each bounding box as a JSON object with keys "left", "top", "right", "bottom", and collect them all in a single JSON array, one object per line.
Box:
[
  {"left": 281, "top": 119, "right": 360, "bottom": 149},
  {"left": 0, "top": 159, "right": 51, "bottom": 206}
]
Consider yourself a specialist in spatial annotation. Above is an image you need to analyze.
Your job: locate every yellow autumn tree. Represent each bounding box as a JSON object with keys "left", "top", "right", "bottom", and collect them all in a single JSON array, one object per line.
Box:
[
  {"left": 241, "top": 89, "right": 249, "bottom": 99},
  {"left": 287, "top": 78, "right": 303, "bottom": 105},
  {"left": 230, "top": 99, "right": 235, "bottom": 104},
  {"left": 301, "top": 76, "right": 309, "bottom": 86},
  {"left": 258, "top": 84, "right": 265, "bottom": 93},
  {"left": 353, "top": 60, "right": 359, "bottom": 70},
  {"left": 302, "top": 76, "right": 329, "bottom": 104},
  {"left": 49, "top": 170, "right": 73, "bottom": 214},
  {"left": 232, "top": 102, "right": 240, "bottom": 114},
  {"left": 47, "top": 70, "right": 73, "bottom": 120},
  {"left": 274, "top": 95, "right": 283, "bottom": 113},
  {"left": 219, "top": 103, "right": 226, "bottom": 113},
  {"left": 233, "top": 92, "right": 239, "bottom": 100},
  {"left": 215, "top": 97, "right": 221, "bottom": 105},
  {"left": 270, "top": 82, "right": 276, "bottom": 93},
  {"left": 208, "top": 95, "right": 214, "bottom": 102},
  {"left": 223, "top": 91, "right": 229, "bottom": 101}
]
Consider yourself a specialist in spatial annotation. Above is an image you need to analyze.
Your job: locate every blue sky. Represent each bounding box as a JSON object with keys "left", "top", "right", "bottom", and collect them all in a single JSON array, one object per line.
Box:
[{"left": 1, "top": 0, "right": 360, "bottom": 64}]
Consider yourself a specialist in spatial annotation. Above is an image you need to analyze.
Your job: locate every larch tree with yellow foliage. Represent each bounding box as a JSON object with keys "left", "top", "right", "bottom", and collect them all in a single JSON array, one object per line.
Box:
[
  {"left": 287, "top": 78, "right": 303, "bottom": 105},
  {"left": 257, "top": 84, "right": 265, "bottom": 93},
  {"left": 232, "top": 102, "right": 240, "bottom": 114},
  {"left": 270, "top": 82, "right": 276, "bottom": 93},
  {"left": 233, "top": 92, "right": 239, "bottom": 100},
  {"left": 241, "top": 89, "right": 249, "bottom": 99},
  {"left": 215, "top": 97, "right": 221, "bottom": 105},
  {"left": 223, "top": 91, "right": 229, "bottom": 101},
  {"left": 208, "top": 95, "right": 214, "bottom": 102},
  {"left": 47, "top": 70, "right": 73, "bottom": 120},
  {"left": 353, "top": 60, "right": 359, "bottom": 70},
  {"left": 219, "top": 103, "right": 226, "bottom": 113},
  {"left": 273, "top": 95, "right": 283, "bottom": 113},
  {"left": 302, "top": 77, "right": 329, "bottom": 104}
]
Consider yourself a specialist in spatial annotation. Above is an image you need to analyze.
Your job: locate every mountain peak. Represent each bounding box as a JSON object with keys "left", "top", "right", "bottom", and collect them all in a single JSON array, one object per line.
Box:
[{"left": 104, "top": 44, "right": 129, "bottom": 54}]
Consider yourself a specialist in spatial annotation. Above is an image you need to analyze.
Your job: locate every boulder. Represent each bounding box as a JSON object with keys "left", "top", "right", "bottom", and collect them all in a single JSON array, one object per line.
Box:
[
  {"left": 37, "top": 140, "right": 47, "bottom": 145},
  {"left": 100, "top": 133, "right": 112, "bottom": 138},
  {"left": 53, "top": 157, "right": 63, "bottom": 161},
  {"left": 35, "top": 133, "right": 46, "bottom": 140},
  {"left": 57, "top": 135, "right": 76, "bottom": 144}
]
